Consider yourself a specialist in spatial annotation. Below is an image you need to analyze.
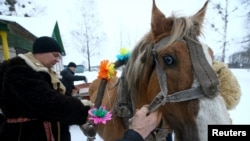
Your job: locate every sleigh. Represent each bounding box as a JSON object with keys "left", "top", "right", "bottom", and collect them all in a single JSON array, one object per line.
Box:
[{"left": 72, "top": 83, "right": 91, "bottom": 100}]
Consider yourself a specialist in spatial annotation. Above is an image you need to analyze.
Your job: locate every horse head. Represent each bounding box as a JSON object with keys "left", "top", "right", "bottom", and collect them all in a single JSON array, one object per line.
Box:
[
  {"left": 87, "top": 1, "right": 231, "bottom": 141},
  {"left": 125, "top": 0, "right": 231, "bottom": 141}
]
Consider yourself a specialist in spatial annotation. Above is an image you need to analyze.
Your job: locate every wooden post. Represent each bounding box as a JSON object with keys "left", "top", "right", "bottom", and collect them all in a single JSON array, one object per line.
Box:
[
  {"left": 94, "top": 79, "right": 108, "bottom": 108},
  {"left": 0, "top": 31, "right": 10, "bottom": 60}
]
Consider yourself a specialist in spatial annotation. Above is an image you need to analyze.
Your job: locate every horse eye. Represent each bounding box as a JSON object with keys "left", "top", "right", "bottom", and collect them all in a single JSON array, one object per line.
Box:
[{"left": 163, "top": 55, "right": 175, "bottom": 65}]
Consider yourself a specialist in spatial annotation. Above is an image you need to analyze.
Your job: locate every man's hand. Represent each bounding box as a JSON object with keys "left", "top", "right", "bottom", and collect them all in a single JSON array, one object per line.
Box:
[
  {"left": 83, "top": 76, "right": 88, "bottom": 83},
  {"left": 129, "top": 105, "right": 162, "bottom": 139}
]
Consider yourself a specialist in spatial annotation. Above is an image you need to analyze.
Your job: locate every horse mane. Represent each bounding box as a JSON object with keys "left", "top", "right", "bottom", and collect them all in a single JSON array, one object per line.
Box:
[{"left": 125, "top": 13, "right": 203, "bottom": 104}]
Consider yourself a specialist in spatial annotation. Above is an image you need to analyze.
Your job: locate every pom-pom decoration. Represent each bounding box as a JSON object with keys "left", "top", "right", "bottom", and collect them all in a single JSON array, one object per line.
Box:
[
  {"left": 116, "top": 47, "right": 131, "bottom": 61},
  {"left": 88, "top": 106, "right": 112, "bottom": 124},
  {"left": 98, "top": 60, "right": 117, "bottom": 80}
]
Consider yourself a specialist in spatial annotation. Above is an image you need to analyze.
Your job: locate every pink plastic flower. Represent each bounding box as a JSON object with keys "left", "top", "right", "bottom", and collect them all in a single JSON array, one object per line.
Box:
[{"left": 88, "top": 106, "right": 112, "bottom": 124}]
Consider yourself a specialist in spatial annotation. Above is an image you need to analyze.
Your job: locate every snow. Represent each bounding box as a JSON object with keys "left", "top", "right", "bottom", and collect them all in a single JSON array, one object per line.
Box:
[
  {"left": 69, "top": 125, "right": 103, "bottom": 141},
  {"left": 0, "top": 0, "right": 248, "bottom": 140},
  {"left": 70, "top": 68, "right": 250, "bottom": 141},
  {"left": 228, "top": 69, "right": 250, "bottom": 124}
]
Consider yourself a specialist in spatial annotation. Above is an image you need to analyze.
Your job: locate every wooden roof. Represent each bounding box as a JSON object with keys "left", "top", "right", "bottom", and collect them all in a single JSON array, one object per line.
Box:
[
  {"left": 0, "top": 18, "right": 65, "bottom": 55},
  {"left": 0, "top": 18, "right": 36, "bottom": 52}
]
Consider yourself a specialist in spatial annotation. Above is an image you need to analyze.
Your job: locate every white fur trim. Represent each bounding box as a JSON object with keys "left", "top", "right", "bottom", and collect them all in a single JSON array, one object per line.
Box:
[{"left": 18, "top": 54, "right": 48, "bottom": 73}]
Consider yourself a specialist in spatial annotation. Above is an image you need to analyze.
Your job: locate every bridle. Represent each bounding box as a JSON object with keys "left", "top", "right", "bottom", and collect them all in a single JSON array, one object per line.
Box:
[
  {"left": 82, "top": 32, "right": 220, "bottom": 141},
  {"left": 148, "top": 32, "right": 220, "bottom": 112}
]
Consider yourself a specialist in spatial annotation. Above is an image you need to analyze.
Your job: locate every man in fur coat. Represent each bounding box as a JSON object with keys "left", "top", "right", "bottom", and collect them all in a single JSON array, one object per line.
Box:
[{"left": 0, "top": 36, "right": 93, "bottom": 141}]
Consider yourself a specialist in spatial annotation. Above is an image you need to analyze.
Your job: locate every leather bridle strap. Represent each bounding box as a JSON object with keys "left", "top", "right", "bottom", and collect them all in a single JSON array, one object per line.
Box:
[
  {"left": 148, "top": 34, "right": 219, "bottom": 113},
  {"left": 148, "top": 85, "right": 206, "bottom": 112},
  {"left": 148, "top": 57, "right": 206, "bottom": 112},
  {"left": 184, "top": 35, "right": 219, "bottom": 98}
]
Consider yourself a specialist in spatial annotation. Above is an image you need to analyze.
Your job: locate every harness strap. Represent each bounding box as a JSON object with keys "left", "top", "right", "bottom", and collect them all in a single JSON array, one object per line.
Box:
[
  {"left": 114, "top": 69, "right": 133, "bottom": 129},
  {"left": 148, "top": 33, "right": 219, "bottom": 112},
  {"left": 184, "top": 35, "right": 219, "bottom": 97},
  {"left": 148, "top": 37, "right": 171, "bottom": 112},
  {"left": 149, "top": 86, "right": 205, "bottom": 113},
  {"left": 165, "top": 86, "right": 204, "bottom": 102},
  {"left": 153, "top": 49, "right": 168, "bottom": 97},
  {"left": 148, "top": 52, "right": 169, "bottom": 113}
]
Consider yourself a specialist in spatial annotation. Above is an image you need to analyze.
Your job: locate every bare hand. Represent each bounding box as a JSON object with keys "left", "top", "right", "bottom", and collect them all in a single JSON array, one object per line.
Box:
[{"left": 129, "top": 105, "right": 162, "bottom": 139}]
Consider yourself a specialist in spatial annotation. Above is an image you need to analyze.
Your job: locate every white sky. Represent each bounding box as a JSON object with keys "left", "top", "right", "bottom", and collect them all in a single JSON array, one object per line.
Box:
[
  {"left": 37, "top": 0, "right": 246, "bottom": 65},
  {"left": 97, "top": 0, "right": 246, "bottom": 63},
  {"left": 1, "top": 0, "right": 246, "bottom": 64}
]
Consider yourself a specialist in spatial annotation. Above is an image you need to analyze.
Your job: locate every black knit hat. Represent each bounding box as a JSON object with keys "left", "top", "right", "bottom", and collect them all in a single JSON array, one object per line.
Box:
[
  {"left": 32, "top": 36, "right": 62, "bottom": 54},
  {"left": 68, "top": 62, "right": 77, "bottom": 68}
]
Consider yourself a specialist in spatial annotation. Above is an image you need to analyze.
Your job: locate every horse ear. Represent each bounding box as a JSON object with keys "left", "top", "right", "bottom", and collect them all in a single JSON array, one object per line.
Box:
[
  {"left": 151, "top": 0, "right": 165, "bottom": 22},
  {"left": 191, "top": 0, "right": 209, "bottom": 35},
  {"left": 151, "top": 0, "right": 171, "bottom": 39}
]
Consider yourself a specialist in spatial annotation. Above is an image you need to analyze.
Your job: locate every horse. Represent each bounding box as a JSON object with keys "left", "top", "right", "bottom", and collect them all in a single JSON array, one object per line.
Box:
[{"left": 87, "top": 0, "right": 232, "bottom": 141}]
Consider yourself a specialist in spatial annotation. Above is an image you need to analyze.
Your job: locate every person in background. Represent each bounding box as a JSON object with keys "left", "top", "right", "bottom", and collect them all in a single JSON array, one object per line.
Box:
[
  {"left": 0, "top": 36, "right": 93, "bottom": 141},
  {"left": 60, "top": 62, "right": 88, "bottom": 96},
  {"left": 116, "top": 106, "right": 162, "bottom": 141}
]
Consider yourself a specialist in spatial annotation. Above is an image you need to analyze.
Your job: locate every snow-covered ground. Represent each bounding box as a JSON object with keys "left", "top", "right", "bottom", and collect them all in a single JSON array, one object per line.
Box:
[
  {"left": 71, "top": 68, "right": 250, "bottom": 141},
  {"left": 228, "top": 69, "right": 250, "bottom": 124}
]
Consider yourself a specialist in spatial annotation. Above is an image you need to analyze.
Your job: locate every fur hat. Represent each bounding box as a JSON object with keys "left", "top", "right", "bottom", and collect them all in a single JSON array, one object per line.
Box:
[
  {"left": 68, "top": 62, "right": 77, "bottom": 68},
  {"left": 32, "top": 36, "right": 62, "bottom": 54},
  {"left": 212, "top": 61, "right": 241, "bottom": 110}
]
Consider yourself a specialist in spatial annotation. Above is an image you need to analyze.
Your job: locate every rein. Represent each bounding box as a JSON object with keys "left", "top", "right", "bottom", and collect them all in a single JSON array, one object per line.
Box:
[{"left": 148, "top": 34, "right": 219, "bottom": 113}]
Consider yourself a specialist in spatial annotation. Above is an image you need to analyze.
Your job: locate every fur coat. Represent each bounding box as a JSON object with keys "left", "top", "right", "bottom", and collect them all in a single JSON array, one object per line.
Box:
[{"left": 0, "top": 53, "right": 90, "bottom": 141}]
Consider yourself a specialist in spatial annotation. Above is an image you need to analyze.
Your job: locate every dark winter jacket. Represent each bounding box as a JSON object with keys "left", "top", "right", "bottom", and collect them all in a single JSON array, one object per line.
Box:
[
  {"left": 60, "top": 68, "right": 87, "bottom": 96},
  {"left": 0, "top": 53, "right": 90, "bottom": 141},
  {"left": 116, "top": 129, "right": 144, "bottom": 141}
]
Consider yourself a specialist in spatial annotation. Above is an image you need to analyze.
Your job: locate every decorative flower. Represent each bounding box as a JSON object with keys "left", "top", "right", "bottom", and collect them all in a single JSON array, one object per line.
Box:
[
  {"left": 88, "top": 106, "right": 112, "bottom": 124},
  {"left": 116, "top": 47, "right": 131, "bottom": 61},
  {"left": 98, "top": 60, "right": 117, "bottom": 80}
]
